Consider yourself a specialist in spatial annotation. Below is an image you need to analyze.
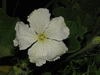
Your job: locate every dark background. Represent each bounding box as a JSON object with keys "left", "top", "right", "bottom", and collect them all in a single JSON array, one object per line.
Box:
[{"left": 0, "top": 0, "right": 51, "bottom": 20}]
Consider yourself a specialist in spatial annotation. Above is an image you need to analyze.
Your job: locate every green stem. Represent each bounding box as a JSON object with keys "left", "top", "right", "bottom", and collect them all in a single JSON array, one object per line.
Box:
[
  {"left": 45, "top": 0, "right": 54, "bottom": 8},
  {"left": 67, "top": 42, "right": 93, "bottom": 60},
  {"left": 2, "top": 0, "right": 6, "bottom": 13},
  {"left": 12, "top": 0, "right": 19, "bottom": 17}
]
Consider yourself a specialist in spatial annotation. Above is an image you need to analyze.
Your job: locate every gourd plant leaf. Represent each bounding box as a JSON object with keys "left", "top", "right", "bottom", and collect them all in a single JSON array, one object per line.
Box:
[
  {"left": 66, "top": 21, "right": 81, "bottom": 52},
  {"left": 41, "top": 72, "right": 51, "bottom": 75},
  {"left": 83, "top": 13, "right": 94, "bottom": 32},
  {"left": 88, "top": 63, "right": 100, "bottom": 75},
  {"left": 0, "top": 8, "right": 20, "bottom": 58},
  {"left": 79, "top": 0, "right": 100, "bottom": 15},
  {"left": 0, "top": 66, "right": 13, "bottom": 75},
  {"left": 52, "top": 7, "right": 75, "bottom": 21},
  {"left": 76, "top": 15, "right": 87, "bottom": 40}
]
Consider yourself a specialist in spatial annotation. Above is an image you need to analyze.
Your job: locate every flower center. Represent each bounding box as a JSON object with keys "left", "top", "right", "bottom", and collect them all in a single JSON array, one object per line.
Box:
[
  {"left": 40, "top": 35, "right": 45, "bottom": 40},
  {"left": 39, "top": 34, "right": 46, "bottom": 40}
]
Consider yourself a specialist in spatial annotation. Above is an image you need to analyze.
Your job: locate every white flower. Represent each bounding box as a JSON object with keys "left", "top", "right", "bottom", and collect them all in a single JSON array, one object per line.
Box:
[{"left": 13, "top": 8, "right": 70, "bottom": 66}]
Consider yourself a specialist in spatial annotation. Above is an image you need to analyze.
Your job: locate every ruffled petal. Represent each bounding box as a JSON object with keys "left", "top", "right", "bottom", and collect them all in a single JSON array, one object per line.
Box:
[
  {"left": 43, "top": 39, "right": 68, "bottom": 61},
  {"left": 28, "top": 41, "right": 46, "bottom": 66},
  {"left": 44, "top": 16, "right": 70, "bottom": 40},
  {"left": 13, "top": 22, "right": 37, "bottom": 50},
  {"left": 13, "top": 38, "right": 18, "bottom": 46},
  {"left": 27, "top": 8, "right": 50, "bottom": 34}
]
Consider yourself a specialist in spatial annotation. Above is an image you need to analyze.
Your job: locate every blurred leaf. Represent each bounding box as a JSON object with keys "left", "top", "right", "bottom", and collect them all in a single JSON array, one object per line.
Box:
[
  {"left": 73, "top": 59, "right": 85, "bottom": 66},
  {"left": 0, "top": 16, "right": 19, "bottom": 46},
  {"left": 67, "top": 37, "right": 81, "bottom": 52},
  {"left": 72, "top": 2, "right": 81, "bottom": 11},
  {"left": 72, "top": 2, "right": 86, "bottom": 23},
  {"left": 52, "top": 7, "right": 75, "bottom": 21},
  {"left": 94, "top": 55, "right": 100, "bottom": 66},
  {"left": 88, "top": 63, "right": 97, "bottom": 75},
  {"left": 66, "top": 21, "right": 81, "bottom": 52},
  {"left": 0, "top": 8, "right": 20, "bottom": 58},
  {"left": 0, "top": 45, "right": 14, "bottom": 58},
  {"left": 0, "top": 66, "right": 13, "bottom": 75},
  {"left": 52, "top": 0, "right": 61, "bottom": 8},
  {"left": 58, "top": 0, "right": 71, "bottom": 7},
  {"left": 52, "top": 4, "right": 86, "bottom": 22},
  {"left": 94, "top": 7, "right": 100, "bottom": 18},
  {"left": 76, "top": 15, "right": 87, "bottom": 40},
  {"left": 58, "top": 66, "right": 71, "bottom": 75},
  {"left": 79, "top": 0, "right": 100, "bottom": 15},
  {"left": 83, "top": 13, "right": 94, "bottom": 32},
  {"left": 96, "top": 67, "right": 100, "bottom": 75},
  {"left": 87, "top": 62, "right": 100, "bottom": 75},
  {"left": 41, "top": 72, "right": 51, "bottom": 75},
  {"left": 0, "top": 71, "right": 7, "bottom": 75},
  {"left": 0, "top": 66, "right": 12, "bottom": 73},
  {"left": 66, "top": 21, "right": 78, "bottom": 38},
  {"left": 70, "top": 61, "right": 73, "bottom": 67},
  {"left": 93, "top": 16, "right": 100, "bottom": 34},
  {"left": 70, "top": 0, "right": 80, "bottom": 5}
]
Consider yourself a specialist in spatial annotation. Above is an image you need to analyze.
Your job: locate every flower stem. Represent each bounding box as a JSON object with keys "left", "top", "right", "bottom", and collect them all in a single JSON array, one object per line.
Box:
[
  {"left": 67, "top": 42, "right": 93, "bottom": 60},
  {"left": 45, "top": 0, "right": 54, "bottom": 8}
]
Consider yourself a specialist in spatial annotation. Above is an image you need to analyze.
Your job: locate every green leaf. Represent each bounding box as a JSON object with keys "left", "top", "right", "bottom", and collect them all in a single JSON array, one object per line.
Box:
[
  {"left": 67, "top": 37, "right": 81, "bottom": 52},
  {"left": 79, "top": 0, "right": 100, "bottom": 15},
  {"left": 0, "top": 8, "right": 20, "bottom": 58},
  {"left": 66, "top": 21, "right": 78, "bottom": 38},
  {"left": 52, "top": 7, "right": 75, "bottom": 21},
  {"left": 83, "top": 13, "right": 94, "bottom": 32},
  {"left": 87, "top": 62, "right": 100, "bottom": 75},
  {"left": 0, "top": 66, "right": 13, "bottom": 75},
  {"left": 41, "top": 72, "right": 51, "bottom": 75},
  {"left": 70, "top": 0, "right": 80, "bottom": 5},
  {"left": 0, "top": 18, "right": 19, "bottom": 46},
  {"left": 52, "top": 5, "right": 86, "bottom": 22},
  {"left": 88, "top": 64, "right": 100, "bottom": 75},
  {"left": 0, "top": 45, "right": 14, "bottom": 58},
  {"left": 94, "top": 6, "right": 100, "bottom": 17},
  {"left": 76, "top": 15, "right": 87, "bottom": 40},
  {"left": 96, "top": 67, "right": 100, "bottom": 75},
  {"left": 94, "top": 55, "right": 100, "bottom": 66},
  {"left": 66, "top": 21, "right": 81, "bottom": 52},
  {"left": 66, "top": 20, "right": 87, "bottom": 52},
  {"left": 58, "top": 0, "right": 71, "bottom": 7}
]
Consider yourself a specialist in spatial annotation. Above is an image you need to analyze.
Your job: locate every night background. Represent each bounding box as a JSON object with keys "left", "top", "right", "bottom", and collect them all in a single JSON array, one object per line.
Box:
[
  {"left": 0, "top": 0, "right": 51, "bottom": 20},
  {"left": 0, "top": 0, "right": 100, "bottom": 75}
]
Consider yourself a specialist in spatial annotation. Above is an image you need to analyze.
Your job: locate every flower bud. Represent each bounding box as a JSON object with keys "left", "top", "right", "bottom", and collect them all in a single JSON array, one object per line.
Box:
[{"left": 93, "top": 36, "right": 100, "bottom": 44}]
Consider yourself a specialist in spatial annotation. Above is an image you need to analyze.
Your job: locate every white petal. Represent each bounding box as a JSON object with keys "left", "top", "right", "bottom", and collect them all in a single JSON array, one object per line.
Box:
[
  {"left": 27, "top": 8, "right": 50, "bottom": 33},
  {"left": 28, "top": 41, "right": 46, "bottom": 66},
  {"left": 13, "top": 38, "right": 18, "bottom": 46},
  {"left": 43, "top": 39, "right": 68, "bottom": 61},
  {"left": 44, "top": 16, "right": 70, "bottom": 40},
  {"left": 14, "top": 22, "right": 37, "bottom": 50}
]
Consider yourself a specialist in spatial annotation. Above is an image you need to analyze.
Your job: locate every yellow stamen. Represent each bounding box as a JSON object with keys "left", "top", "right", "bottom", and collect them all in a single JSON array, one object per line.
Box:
[
  {"left": 39, "top": 34, "right": 46, "bottom": 40},
  {"left": 40, "top": 35, "right": 45, "bottom": 40}
]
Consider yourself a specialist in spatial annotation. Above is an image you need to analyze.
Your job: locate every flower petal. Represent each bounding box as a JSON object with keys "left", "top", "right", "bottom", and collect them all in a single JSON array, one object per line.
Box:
[
  {"left": 44, "top": 16, "right": 70, "bottom": 40},
  {"left": 27, "top": 8, "right": 50, "bottom": 34},
  {"left": 13, "top": 22, "right": 37, "bottom": 50},
  {"left": 43, "top": 39, "right": 68, "bottom": 61},
  {"left": 13, "top": 38, "right": 18, "bottom": 46},
  {"left": 28, "top": 41, "right": 46, "bottom": 66}
]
